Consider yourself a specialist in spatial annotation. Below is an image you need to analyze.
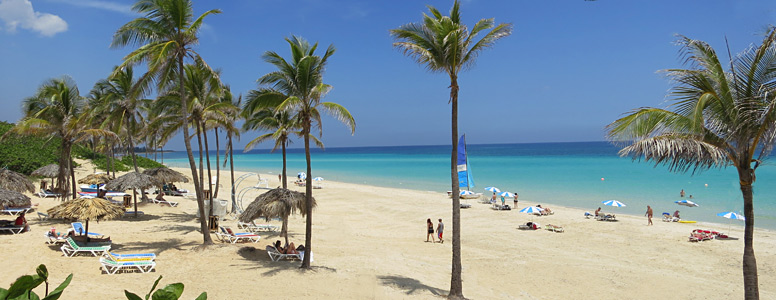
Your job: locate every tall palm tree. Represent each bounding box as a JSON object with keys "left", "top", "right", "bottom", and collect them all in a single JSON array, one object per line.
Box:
[
  {"left": 607, "top": 31, "right": 776, "bottom": 300},
  {"left": 219, "top": 88, "right": 241, "bottom": 213},
  {"left": 257, "top": 36, "right": 355, "bottom": 268},
  {"left": 10, "top": 76, "right": 115, "bottom": 198},
  {"left": 390, "top": 1, "right": 511, "bottom": 297},
  {"left": 112, "top": 0, "right": 221, "bottom": 244}
]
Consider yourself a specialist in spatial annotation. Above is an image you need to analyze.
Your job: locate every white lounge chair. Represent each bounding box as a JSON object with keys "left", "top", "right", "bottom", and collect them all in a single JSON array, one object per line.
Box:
[
  {"left": 1, "top": 207, "right": 33, "bottom": 216},
  {"left": 266, "top": 245, "right": 301, "bottom": 261},
  {"left": 237, "top": 221, "right": 279, "bottom": 232},
  {"left": 60, "top": 237, "right": 111, "bottom": 257},
  {"left": 150, "top": 198, "right": 178, "bottom": 207},
  {"left": 0, "top": 226, "right": 24, "bottom": 234},
  {"left": 216, "top": 226, "right": 261, "bottom": 244},
  {"left": 44, "top": 231, "right": 66, "bottom": 244},
  {"left": 37, "top": 189, "right": 62, "bottom": 198},
  {"left": 99, "top": 257, "right": 156, "bottom": 274},
  {"left": 71, "top": 222, "right": 104, "bottom": 238},
  {"left": 104, "top": 252, "right": 156, "bottom": 262}
]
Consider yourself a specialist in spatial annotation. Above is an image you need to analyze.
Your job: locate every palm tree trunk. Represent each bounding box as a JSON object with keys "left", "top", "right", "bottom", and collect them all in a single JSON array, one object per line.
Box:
[
  {"left": 214, "top": 129, "right": 221, "bottom": 198},
  {"left": 228, "top": 131, "right": 236, "bottom": 213},
  {"left": 282, "top": 139, "right": 287, "bottom": 189},
  {"left": 127, "top": 133, "right": 147, "bottom": 203},
  {"left": 738, "top": 165, "right": 759, "bottom": 299},
  {"left": 203, "top": 123, "right": 214, "bottom": 217},
  {"left": 301, "top": 121, "right": 313, "bottom": 269},
  {"left": 448, "top": 75, "right": 464, "bottom": 299},
  {"left": 197, "top": 123, "right": 205, "bottom": 195},
  {"left": 179, "top": 54, "right": 212, "bottom": 245},
  {"left": 69, "top": 157, "right": 76, "bottom": 200},
  {"left": 56, "top": 140, "right": 70, "bottom": 196},
  {"left": 282, "top": 214, "right": 289, "bottom": 246}
]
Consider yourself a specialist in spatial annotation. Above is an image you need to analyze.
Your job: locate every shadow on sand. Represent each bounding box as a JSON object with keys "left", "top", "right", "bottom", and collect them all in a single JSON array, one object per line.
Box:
[
  {"left": 235, "top": 246, "right": 337, "bottom": 276},
  {"left": 377, "top": 275, "right": 446, "bottom": 296},
  {"left": 111, "top": 238, "right": 198, "bottom": 255}
]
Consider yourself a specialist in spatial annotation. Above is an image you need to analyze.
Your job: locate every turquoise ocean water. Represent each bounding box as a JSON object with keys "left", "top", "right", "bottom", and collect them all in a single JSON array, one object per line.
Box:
[{"left": 159, "top": 142, "right": 776, "bottom": 229}]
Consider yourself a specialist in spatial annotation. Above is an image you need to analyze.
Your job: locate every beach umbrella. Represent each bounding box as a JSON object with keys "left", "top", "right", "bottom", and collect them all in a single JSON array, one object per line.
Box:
[
  {"left": 519, "top": 206, "right": 544, "bottom": 216},
  {"left": 675, "top": 200, "right": 699, "bottom": 207},
  {"left": 717, "top": 211, "right": 745, "bottom": 221},
  {"left": 499, "top": 191, "right": 515, "bottom": 198},
  {"left": 484, "top": 186, "right": 501, "bottom": 193},
  {"left": 239, "top": 188, "right": 316, "bottom": 246},
  {"left": 0, "top": 169, "right": 35, "bottom": 194},
  {"left": 47, "top": 197, "right": 123, "bottom": 241},
  {"left": 297, "top": 172, "right": 306, "bottom": 179},
  {"left": 602, "top": 200, "right": 626, "bottom": 207},
  {"left": 0, "top": 189, "right": 32, "bottom": 208},
  {"left": 313, "top": 177, "right": 324, "bottom": 181},
  {"left": 105, "top": 172, "right": 160, "bottom": 217},
  {"left": 31, "top": 164, "right": 60, "bottom": 189},
  {"left": 142, "top": 167, "right": 189, "bottom": 184},
  {"left": 78, "top": 173, "right": 113, "bottom": 185},
  {"left": 460, "top": 190, "right": 475, "bottom": 196}
]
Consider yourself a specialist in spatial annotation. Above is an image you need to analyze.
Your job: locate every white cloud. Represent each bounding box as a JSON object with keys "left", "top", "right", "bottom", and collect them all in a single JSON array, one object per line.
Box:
[
  {"left": 0, "top": 0, "right": 67, "bottom": 36},
  {"left": 50, "top": 0, "right": 134, "bottom": 15}
]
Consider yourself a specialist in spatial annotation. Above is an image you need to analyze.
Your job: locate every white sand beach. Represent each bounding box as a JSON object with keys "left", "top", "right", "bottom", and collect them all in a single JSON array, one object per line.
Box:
[{"left": 1, "top": 162, "right": 775, "bottom": 299}]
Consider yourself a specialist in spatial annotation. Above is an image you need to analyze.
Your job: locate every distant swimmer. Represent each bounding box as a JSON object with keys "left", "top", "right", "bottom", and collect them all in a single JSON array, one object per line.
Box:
[
  {"left": 689, "top": 195, "right": 693, "bottom": 199},
  {"left": 680, "top": 189, "right": 685, "bottom": 197}
]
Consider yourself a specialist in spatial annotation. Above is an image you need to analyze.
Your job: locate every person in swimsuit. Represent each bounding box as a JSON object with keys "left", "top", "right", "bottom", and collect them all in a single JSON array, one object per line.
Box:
[
  {"left": 437, "top": 219, "right": 444, "bottom": 244},
  {"left": 426, "top": 218, "right": 435, "bottom": 242}
]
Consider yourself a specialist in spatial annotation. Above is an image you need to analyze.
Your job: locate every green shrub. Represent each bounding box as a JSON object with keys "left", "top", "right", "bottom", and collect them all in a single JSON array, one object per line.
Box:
[
  {"left": 0, "top": 264, "right": 72, "bottom": 300},
  {"left": 93, "top": 157, "right": 131, "bottom": 172},
  {"left": 121, "top": 155, "right": 164, "bottom": 169},
  {"left": 0, "top": 121, "right": 60, "bottom": 175},
  {"left": 125, "top": 276, "right": 206, "bottom": 300}
]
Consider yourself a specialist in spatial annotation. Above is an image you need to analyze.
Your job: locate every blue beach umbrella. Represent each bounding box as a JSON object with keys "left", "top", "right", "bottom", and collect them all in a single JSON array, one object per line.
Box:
[
  {"left": 460, "top": 190, "right": 475, "bottom": 196},
  {"left": 519, "top": 206, "right": 544, "bottom": 214},
  {"left": 717, "top": 211, "right": 745, "bottom": 220},
  {"left": 297, "top": 172, "right": 306, "bottom": 179},
  {"left": 602, "top": 200, "right": 626, "bottom": 207},
  {"left": 484, "top": 187, "right": 501, "bottom": 193},
  {"left": 499, "top": 191, "right": 515, "bottom": 198},
  {"left": 675, "top": 200, "right": 699, "bottom": 207}
]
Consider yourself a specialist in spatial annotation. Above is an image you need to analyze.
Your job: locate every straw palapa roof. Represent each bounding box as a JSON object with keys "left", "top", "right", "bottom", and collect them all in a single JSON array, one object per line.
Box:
[
  {"left": 0, "top": 169, "right": 35, "bottom": 194},
  {"left": 142, "top": 167, "right": 189, "bottom": 184},
  {"left": 47, "top": 197, "right": 124, "bottom": 221},
  {"left": 239, "top": 188, "right": 316, "bottom": 222},
  {"left": 105, "top": 172, "right": 160, "bottom": 191},
  {"left": 31, "top": 164, "right": 60, "bottom": 178},
  {"left": 78, "top": 173, "right": 113, "bottom": 185},
  {"left": 0, "top": 189, "right": 32, "bottom": 208}
]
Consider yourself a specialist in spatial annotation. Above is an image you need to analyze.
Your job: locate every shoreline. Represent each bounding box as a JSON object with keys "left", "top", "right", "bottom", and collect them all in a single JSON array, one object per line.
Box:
[{"left": 0, "top": 161, "right": 773, "bottom": 299}]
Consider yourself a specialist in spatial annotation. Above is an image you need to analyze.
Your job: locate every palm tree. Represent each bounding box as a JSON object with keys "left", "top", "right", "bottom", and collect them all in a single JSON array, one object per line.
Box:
[
  {"left": 219, "top": 87, "right": 241, "bottom": 213},
  {"left": 390, "top": 1, "right": 512, "bottom": 297},
  {"left": 607, "top": 32, "right": 776, "bottom": 300},
  {"left": 10, "top": 76, "right": 115, "bottom": 198},
  {"left": 112, "top": 0, "right": 221, "bottom": 244},
  {"left": 257, "top": 36, "right": 355, "bottom": 268}
]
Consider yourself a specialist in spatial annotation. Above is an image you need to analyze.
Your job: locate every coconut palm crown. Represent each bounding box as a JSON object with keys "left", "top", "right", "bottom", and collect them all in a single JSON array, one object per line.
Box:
[{"left": 607, "top": 31, "right": 776, "bottom": 300}]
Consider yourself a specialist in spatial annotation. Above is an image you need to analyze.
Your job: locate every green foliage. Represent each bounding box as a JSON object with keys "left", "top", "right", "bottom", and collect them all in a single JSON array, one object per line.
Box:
[
  {"left": 0, "top": 264, "right": 72, "bottom": 300},
  {"left": 93, "top": 157, "right": 131, "bottom": 172},
  {"left": 121, "top": 155, "right": 164, "bottom": 169},
  {"left": 0, "top": 121, "right": 60, "bottom": 175},
  {"left": 125, "top": 276, "right": 206, "bottom": 300}
]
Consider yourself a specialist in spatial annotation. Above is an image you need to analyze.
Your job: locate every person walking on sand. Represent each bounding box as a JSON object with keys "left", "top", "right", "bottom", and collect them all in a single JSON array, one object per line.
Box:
[
  {"left": 437, "top": 219, "right": 444, "bottom": 244},
  {"left": 513, "top": 193, "right": 519, "bottom": 209},
  {"left": 426, "top": 218, "right": 435, "bottom": 242},
  {"left": 680, "top": 189, "right": 685, "bottom": 197},
  {"left": 645, "top": 205, "right": 653, "bottom": 226}
]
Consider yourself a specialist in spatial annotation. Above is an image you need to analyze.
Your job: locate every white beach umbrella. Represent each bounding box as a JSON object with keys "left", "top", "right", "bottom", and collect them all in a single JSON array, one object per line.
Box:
[
  {"left": 484, "top": 187, "right": 501, "bottom": 193},
  {"left": 519, "top": 206, "right": 544, "bottom": 214},
  {"left": 313, "top": 177, "right": 324, "bottom": 181},
  {"left": 717, "top": 211, "right": 745, "bottom": 220},
  {"left": 460, "top": 190, "right": 475, "bottom": 196},
  {"left": 499, "top": 191, "right": 515, "bottom": 198},
  {"left": 675, "top": 200, "right": 699, "bottom": 207},
  {"left": 602, "top": 200, "right": 626, "bottom": 207}
]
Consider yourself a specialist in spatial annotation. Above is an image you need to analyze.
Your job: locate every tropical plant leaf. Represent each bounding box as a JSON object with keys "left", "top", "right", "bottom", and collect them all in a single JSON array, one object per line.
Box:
[{"left": 40, "top": 274, "right": 72, "bottom": 300}]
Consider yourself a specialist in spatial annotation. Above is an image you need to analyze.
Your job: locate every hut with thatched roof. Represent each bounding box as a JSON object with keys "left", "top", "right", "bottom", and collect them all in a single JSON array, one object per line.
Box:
[
  {"left": 0, "top": 169, "right": 34, "bottom": 194},
  {"left": 239, "top": 188, "right": 316, "bottom": 246},
  {"left": 47, "top": 197, "right": 123, "bottom": 241},
  {"left": 0, "top": 189, "right": 32, "bottom": 208},
  {"left": 31, "top": 163, "right": 60, "bottom": 190}
]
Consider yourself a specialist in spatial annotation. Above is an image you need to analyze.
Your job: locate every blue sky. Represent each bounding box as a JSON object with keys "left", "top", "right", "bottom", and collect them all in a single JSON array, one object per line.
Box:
[{"left": 1, "top": 0, "right": 775, "bottom": 150}]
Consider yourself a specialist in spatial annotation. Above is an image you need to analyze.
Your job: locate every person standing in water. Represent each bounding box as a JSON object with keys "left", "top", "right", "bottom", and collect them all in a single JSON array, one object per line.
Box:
[{"left": 680, "top": 189, "right": 685, "bottom": 197}]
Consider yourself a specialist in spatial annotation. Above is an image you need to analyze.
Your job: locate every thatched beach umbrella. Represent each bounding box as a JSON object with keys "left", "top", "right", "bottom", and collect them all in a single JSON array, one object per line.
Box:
[
  {"left": 239, "top": 188, "right": 316, "bottom": 246},
  {"left": 105, "top": 172, "right": 160, "bottom": 217},
  {"left": 0, "top": 189, "right": 32, "bottom": 208},
  {"left": 47, "top": 197, "right": 124, "bottom": 241},
  {"left": 0, "top": 169, "right": 35, "bottom": 194},
  {"left": 142, "top": 167, "right": 189, "bottom": 184},
  {"left": 31, "top": 164, "right": 60, "bottom": 189},
  {"left": 78, "top": 173, "right": 113, "bottom": 185}
]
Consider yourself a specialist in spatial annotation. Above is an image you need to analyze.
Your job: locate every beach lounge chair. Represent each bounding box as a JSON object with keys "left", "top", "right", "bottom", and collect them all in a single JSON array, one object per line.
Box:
[
  {"left": 0, "top": 226, "right": 25, "bottom": 234},
  {"left": 44, "top": 231, "right": 67, "bottom": 244},
  {"left": 37, "top": 189, "right": 62, "bottom": 198},
  {"left": 71, "top": 222, "right": 104, "bottom": 238},
  {"left": 105, "top": 252, "right": 156, "bottom": 262},
  {"left": 150, "top": 198, "right": 178, "bottom": 207},
  {"left": 37, "top": 212, "right": 50, "bottom": 221},
  {"left": 216, "top": 226, "right": 261, "bottom": 244},
  {"left": 545, "top": 224, "right": 565, "bottom": 233},
  {"left": 237, "top": 221, "right": 279, "bottom": 232},
  {"left": 518, "top": 222, "right": 540, "bottom": 230},
  {"left": 1, "top": 207, "right": 33, "bottom": 216},
  {"left": 60, "top": 237, "right": 111, "bottom": 257},
  {"left": 266, "top": 245, "right": 302, "bottom": 261},
  {"left": 99, "top": 256, "right": 156, "bottom": 274}
]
